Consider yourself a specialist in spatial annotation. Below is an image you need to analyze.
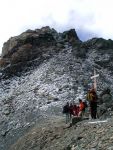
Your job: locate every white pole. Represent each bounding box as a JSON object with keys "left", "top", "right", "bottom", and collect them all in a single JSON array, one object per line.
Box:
[
  {"left": 94, "top": 69, "right": 97, "bottom": 90},
  {"left": 90, "top": 68, "right": 99, "bottom": 91}
]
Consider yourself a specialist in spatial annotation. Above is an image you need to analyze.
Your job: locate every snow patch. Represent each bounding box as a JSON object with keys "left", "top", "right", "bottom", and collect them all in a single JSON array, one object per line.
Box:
[{"left": 88, "top": 120, "right": 108, "bottom": 124}]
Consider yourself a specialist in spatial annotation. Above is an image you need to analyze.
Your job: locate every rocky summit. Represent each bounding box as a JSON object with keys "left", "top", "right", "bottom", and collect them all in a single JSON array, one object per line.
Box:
[{"left": 0, "top": 26, "right": 113, "bottom": 150}]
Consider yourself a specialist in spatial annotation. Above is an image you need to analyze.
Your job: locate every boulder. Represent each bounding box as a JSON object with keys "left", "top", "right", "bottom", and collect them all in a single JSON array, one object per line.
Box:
[
  {"left": 72, "top": 117, "right": 82, "bottom": 125},
  {"left": 99, "top": 88, "right": 112, "bottom": 107},
  {"left": 98, "top": 88, "right": 113, "bottom": 118}
]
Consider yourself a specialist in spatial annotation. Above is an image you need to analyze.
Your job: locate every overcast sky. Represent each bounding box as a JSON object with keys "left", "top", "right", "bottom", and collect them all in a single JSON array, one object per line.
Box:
[{"left": 0, "top": 0, "right": 113, "bottom": 54}]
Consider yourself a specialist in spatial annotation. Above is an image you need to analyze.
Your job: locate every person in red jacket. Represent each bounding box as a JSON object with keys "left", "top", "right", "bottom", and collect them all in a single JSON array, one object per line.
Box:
[
  {"left": 78, "top": 99, "right": 85, "bottom": 117},
  {"left": 73, "top": 104, "right": 79, "bottom": 116}
]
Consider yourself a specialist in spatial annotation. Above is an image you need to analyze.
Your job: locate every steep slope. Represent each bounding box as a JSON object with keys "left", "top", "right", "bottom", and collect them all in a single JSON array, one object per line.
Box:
[{"left": 0, "top": 26, "right": 113, "bottom": 149}]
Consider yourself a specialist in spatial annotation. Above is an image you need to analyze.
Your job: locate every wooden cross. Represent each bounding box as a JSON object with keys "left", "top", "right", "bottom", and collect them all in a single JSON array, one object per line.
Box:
[{"left": 90, "top": 69, "right": 99, "bottom": 91}]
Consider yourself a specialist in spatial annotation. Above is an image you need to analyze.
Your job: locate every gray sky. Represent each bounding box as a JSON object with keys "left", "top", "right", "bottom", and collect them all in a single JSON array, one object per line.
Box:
[{"left": 0, "top": 0, "right": 113, "bottom": 54}]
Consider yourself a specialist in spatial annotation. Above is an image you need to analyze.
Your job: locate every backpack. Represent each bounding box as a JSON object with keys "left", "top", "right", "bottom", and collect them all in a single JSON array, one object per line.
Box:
[
  {"left": 83, "top": 101, "right": 88, "bottom": 108},
  {"left": 87, "top": 92, "right": 97, "bottom": 102},
  {"left": 62, "top": 105, "right": 68, "bottom": 114},
  {"left": 87, "top": 92, "right": 94, "bottom": 101}
]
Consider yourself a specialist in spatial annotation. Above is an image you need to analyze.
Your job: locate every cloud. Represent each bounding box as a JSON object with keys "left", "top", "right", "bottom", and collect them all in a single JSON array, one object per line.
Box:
[{"left": 0, "top": 0, "right": 113, "bottom": 54}]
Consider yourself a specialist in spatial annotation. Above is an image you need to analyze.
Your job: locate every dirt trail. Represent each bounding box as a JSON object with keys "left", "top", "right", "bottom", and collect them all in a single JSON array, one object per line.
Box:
[{"left": 10, "top": 115, "right": 113, "bottom": 150}]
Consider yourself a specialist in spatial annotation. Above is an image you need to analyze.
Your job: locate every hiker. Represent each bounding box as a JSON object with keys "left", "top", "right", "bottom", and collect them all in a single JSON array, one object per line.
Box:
[
  {"left": 69, "top": 103, "right": 74, "bottom": 119},
  {"left": 73, "top": 103, "right": 79, "bottom": 116},
  {"left": 63, "top": 102, "right": 70, "bottom": 123},
  {"left": 78, "top": 99, "right": 85, "bottom": 117},
  {"left": 83, "top": 100, "right": 88, "bottom": 109},
  {"left": 87, "top": 88, "right": 98, "bottom": 119}
]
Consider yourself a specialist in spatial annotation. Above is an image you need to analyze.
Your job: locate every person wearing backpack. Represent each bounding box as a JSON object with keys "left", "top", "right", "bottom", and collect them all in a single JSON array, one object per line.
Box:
[
  {"left": 69, "top": 102, "right": 74, "bottom": 118},
  {"left": 87, "top": 88, "right": 98, "bottom": 119},
  {"left": 62, "top": 102, "right": 70, "bottom": 124}
]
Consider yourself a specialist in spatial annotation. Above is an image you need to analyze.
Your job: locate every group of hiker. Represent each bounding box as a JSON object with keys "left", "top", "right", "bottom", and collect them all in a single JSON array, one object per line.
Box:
[{"left": 63, "top": 87, "right": 98, "bottom": 123}]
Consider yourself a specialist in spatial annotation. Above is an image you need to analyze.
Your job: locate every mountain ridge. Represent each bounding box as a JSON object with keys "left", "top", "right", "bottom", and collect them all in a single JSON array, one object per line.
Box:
[{"left": 0, "top": 26, "right": 113, "bottom": 150}]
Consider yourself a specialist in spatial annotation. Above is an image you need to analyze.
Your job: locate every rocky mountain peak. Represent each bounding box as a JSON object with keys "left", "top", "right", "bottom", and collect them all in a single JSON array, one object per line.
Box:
[
  {"left": 0, "top": 26, "right": 113, "bottom": 150},
  {"left": 0, "top": 27, "right": 80, "bottom": 70},
  {"left": 1, "top": 26, "right": 79, "bottom": 58},
  {"left": 0, "top": 26, "right": 81, "bottom": 79}
]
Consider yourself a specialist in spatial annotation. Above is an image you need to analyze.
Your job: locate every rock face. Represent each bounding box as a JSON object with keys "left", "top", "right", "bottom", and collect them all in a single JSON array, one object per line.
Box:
[
  {"left": 0, "top": 26, "right": 80, "bottom": 78},
  {"left": 0, "top": 26, "right": 113, "bottom": 150},
  {"left": 1, "top": 26, "right": 79, "bottom": 65}
]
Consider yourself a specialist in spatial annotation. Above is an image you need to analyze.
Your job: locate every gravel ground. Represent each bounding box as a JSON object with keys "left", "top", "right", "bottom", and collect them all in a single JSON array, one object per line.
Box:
[{"left": 9, "top": 115, "right": 113, "bottom": 150}]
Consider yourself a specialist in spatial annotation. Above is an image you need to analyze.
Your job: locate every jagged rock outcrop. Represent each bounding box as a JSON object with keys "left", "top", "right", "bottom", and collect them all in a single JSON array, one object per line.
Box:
[
  {"left": 1, "top": 27, "right": 79, "bottom": 62},
  {"left": 82, "top": 37, "right": 113, "bottom": 50},
  {"left": 0, "top": 26, "right": 80, "bottom": 78}
]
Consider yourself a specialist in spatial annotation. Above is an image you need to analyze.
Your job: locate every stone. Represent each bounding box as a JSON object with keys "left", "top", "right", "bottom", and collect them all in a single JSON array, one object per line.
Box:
[
  {"left": 2, "top": 104, "right": 11, "bottom": 115},
  {"left": 107, "top": 146, "right": 113, "bottom": 150},
  {"left": 72, "top": 117, "right": 82, "bottom": 125}
]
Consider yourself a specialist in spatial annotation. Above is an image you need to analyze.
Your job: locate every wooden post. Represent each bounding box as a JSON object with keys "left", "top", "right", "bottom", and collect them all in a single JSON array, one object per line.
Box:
[{"left": 90, "top": 68, "right": 99, "bottom": 91}]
